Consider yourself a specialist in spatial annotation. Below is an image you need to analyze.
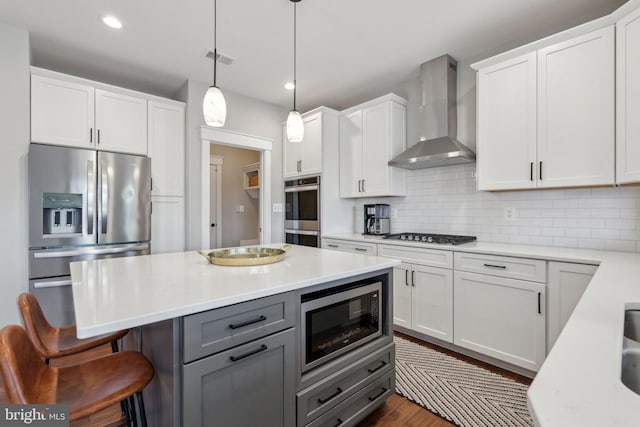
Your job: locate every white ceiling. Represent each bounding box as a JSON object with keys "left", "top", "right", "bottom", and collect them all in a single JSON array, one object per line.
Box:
[{"left": 0, "top": 0, "right": 626, "bottom": 111}]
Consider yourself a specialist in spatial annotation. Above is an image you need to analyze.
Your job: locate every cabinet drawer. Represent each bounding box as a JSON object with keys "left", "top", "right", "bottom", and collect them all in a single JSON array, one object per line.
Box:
[
  {"left": 378, "top": 244, "right": 453, "bottom": 269},
  {"left": 297, "top": 343, "right": 394, "bottom": 426},
  {"left": 306, "top": 371, "right": 394, "bottom": 427},
  {"left": 454, "top": 252, "right": 546, "bottom": 283},
  {"left": 323, "top": 239, "right": 378, "bottom": 255},
  {"left": 183, "top": 292, "right": 295, "bottom": 363}
]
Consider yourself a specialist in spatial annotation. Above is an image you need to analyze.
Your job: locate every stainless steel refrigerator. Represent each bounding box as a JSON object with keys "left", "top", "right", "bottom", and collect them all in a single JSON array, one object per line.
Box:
[{"left": 28, "top": 143, "right": 151, "bottom": 326}]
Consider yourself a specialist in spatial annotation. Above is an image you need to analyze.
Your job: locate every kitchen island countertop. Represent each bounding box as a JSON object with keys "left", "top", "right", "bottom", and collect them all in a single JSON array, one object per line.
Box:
[{"left": 70, "top": 244, "right": 399, "bottom": 339}]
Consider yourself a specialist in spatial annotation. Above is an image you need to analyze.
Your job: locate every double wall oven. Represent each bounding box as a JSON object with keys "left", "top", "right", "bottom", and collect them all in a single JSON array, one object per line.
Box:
[{"left": 285, "top": 176, "right": 320, "bottom": 247}]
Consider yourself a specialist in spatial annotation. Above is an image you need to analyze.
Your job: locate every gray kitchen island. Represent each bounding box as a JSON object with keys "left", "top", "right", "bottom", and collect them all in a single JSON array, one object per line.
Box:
[{"left": 70, "top": 244, "right": 400, "bottom": 427}]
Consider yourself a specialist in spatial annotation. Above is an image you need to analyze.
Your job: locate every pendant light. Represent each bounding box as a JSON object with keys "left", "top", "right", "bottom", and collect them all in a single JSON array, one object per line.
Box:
[
  {"left": 286, "top": 0, "right": 304, "bottom": 143},
  {"left": 203, "top": 0, "right": 227, "bottom": 127}
]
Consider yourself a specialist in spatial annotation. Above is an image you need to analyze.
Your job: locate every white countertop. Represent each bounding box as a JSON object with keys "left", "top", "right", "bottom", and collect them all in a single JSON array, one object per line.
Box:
[
  {"left": 70, "top": 244, "right": 399, "bottom": 339},
  {"left": 323, "top": 233, "right": 640, "bottom": 426}
]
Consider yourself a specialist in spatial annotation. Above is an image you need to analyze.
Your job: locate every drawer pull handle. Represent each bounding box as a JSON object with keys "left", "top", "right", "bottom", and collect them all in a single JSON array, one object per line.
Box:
[
  {"left": 328, "top": 244, "right": 338, "bottom": 248},
  {"left": 355, "top": 247, "right": 367, "bottom": 252},
  {"left": 483, "top": 263, "right": 506, "bottom": 269},
  {"left": 367, "top": 361, "right": 387, "bottom": 374},
  {"left": 229, "top": 344, "right": 267, "bottom": 362},
  {"left": 368, "top": 387, "right": 388, "bottom": 402},
  {"left": 229, "top": 315, "right": 267, "bottom": 330},
  {"left": 333, "top": 419, "right": 343, "bottom": 427},
  {"left": 317, "top": 387, "right": 343, "bottom": 404}
]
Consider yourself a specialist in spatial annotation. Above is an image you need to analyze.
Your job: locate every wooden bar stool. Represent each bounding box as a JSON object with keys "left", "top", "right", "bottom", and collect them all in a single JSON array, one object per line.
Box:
[
  {"left": 0, "top": 325, "right": 154, "bottom": 426},
  {"left": 17, "top": 293, "right": 129, "bottom": 362}
]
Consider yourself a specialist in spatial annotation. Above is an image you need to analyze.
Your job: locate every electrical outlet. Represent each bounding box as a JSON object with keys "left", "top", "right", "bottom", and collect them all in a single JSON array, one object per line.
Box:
[
  {"left": 504, "top": 207, "right": 517, "bottom": 221},
  {"left": 391, "top": 208, "right": 398, "bottom": 219},
  {"left": 236, "top": 205, "right": 245, "bottom": 213},
  {"left": 272, "top": 203, "right": 284, "bottom": 213}
]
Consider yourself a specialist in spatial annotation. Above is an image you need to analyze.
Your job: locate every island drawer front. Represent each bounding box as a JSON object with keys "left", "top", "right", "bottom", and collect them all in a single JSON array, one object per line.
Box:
[
  {"left": 378, "top": 244, "right": 453, "bottom": 269},
  {"left": 297, "top": 343, "right": 394, "bottom": 426},
  {"left": 305, "top": 371, "right": 394, "bottom": 427},
  {"left": 322, "top": 239, "right": 378, "bottom": 255},
  {"left": 183, "top": 292, "right": 295, "bottom": 363},
  {"left": 454, "top": 252, "right": 546, "bottom": 283}
]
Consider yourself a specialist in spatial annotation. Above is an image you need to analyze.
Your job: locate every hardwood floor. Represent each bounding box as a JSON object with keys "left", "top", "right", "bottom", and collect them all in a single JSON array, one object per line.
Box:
[
  {"left": 1, "top": 332, "right": 532, "bottom": 427},
  {"left": 357, "top": 332, "right": 532, "bottom": 427}
]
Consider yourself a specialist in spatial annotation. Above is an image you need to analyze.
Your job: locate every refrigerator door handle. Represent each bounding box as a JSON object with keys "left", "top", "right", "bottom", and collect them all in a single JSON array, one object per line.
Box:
[
  {"left": 32, "top": 279, "right": 72, "bottom": 289},
  {"left": 87, "top": 160, "right": 94, "bottom": 235},
  {"left": 32, "top": 244, "right": 149, "bottom": 259},
  {"left": 100, "top": 161, "right": 109, "bottom": 235}
]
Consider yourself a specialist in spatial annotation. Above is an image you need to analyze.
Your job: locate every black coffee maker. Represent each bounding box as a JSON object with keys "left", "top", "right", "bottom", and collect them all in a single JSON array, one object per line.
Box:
[{"left": 363, "top": 204, "right": 390, "bottom": 235}]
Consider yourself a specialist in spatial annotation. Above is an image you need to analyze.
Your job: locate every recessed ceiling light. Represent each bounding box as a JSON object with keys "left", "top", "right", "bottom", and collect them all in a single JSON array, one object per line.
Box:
[
  {"left": 284, "top": 82, "right": 295, "bottom": 90},
  {"left": 102, "top": 15, "right": 123, "bottom": 29}
]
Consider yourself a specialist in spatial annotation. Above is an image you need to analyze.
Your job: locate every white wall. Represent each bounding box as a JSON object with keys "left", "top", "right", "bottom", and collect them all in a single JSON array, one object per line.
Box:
[
  {"left": 210, "top": 145, "right": 260, "bottom": 247},
  {"left": 179, "top": 80, "right": 287, "bottom": 250},
  {"left": 0, "top": 22, "right": 30, "bottom": 326}
]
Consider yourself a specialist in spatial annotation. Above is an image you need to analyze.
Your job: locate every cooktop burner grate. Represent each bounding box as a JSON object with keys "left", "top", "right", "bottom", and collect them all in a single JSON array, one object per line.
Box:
[{"left": 383, "top": 233, "right": 477, "bottom": 245}]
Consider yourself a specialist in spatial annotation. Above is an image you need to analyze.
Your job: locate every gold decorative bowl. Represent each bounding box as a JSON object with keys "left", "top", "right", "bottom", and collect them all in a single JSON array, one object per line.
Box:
[{"left": 198, "top": 245, "right": 290, "bottom": 266}]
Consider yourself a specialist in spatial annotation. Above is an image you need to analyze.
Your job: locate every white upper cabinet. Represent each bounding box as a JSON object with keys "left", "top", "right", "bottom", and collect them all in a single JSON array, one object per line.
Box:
[
  {"left": 148, "top": 100, "right": 185, "bottom": 197},
  {"left": 338, "top": 109, "right": 364, "bottom": 197},
  {"left": 339, "top": 94, "right": 407, "bottom": 198},
  {"left": 537, "top": 27, "right": 614, "bottom": 188},
  {"left": 474, "top": 26, "right": 615, "bottom": 190},
  {"left": 31, "top": 69, "right": 150, "bottom": 156},
  {"left": 31, "top": 74, "right": 95, "bottom": 148},
  {"left": 617, "top": 7, "right": 640, "bottom": 184},
  {"left": 477, "top": 53, "right": 537, "bottom": 190},
  {"left": 95, "top": 89, "right": 147, "bottom": 155},
  {"left": 283, "top": 108, "right": 331, "bottom": 178}
]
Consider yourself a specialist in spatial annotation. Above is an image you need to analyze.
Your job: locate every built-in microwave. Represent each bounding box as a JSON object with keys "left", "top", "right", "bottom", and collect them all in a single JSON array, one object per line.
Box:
[
  {"left": 301, "top": 279, "right": 382, "bottom": 372},
  {"left": 284, "top": 176, "right": 320, "bottom": 248}
]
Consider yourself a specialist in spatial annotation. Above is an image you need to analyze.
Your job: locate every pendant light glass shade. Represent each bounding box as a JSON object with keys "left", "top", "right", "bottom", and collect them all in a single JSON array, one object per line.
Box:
[
  {"left": 286, "top": 110, "right": 304, "bottom": 142},
  {"left": 203, "top": 85, "right": 226, "bottom": 127}
]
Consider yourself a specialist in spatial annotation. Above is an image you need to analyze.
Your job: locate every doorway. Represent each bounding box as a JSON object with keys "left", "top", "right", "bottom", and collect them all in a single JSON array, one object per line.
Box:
[
  {"left": 210, "top": 145, "right": 260, "bottom": 248},
  {"left": 200, "top": 127, "right": 272, "bottom": 250}
]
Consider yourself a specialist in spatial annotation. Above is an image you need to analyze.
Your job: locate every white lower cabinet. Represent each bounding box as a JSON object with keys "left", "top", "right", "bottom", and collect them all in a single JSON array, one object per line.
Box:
[
  {"left": 151, "top": 196, "right": 185, "bottom": 254},
  {"left": 546, "top": 261, "right": 597, "bottom": 352},
  {"left": 453, "top": 271, "right": 546, "bottom": 371},
  {"left": 381, "top": 245, "right": 453, "bottom": 343}
]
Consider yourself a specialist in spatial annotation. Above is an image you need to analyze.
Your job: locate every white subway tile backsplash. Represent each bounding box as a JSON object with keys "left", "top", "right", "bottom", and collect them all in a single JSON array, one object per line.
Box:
[{"left": 359, "top": 164, "right": 640, "bottom": 252}]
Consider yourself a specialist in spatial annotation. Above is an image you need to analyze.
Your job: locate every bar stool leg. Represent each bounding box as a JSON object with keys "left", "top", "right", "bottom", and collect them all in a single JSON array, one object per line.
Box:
[
  {"left": 129, "top": 396, "right": 138, "bottom": 427},
  {"left": 111, "top": 340, "right": 119, "bottom": 353},
  {"left": 136, "top": 392, "right": 148, "bottom": 427}
]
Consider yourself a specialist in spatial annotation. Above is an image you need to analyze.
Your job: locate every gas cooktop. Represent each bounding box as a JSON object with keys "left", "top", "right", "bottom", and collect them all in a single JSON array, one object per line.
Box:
[{"left": 383, "top": 233, "right": 477, "bottom": 245}]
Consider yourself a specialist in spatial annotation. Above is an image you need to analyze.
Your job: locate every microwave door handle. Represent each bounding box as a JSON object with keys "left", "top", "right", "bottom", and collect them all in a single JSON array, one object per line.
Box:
[
  {"left": 100, "top": 161, "right": 108, "bottom": 235},
  {"left": 86, "top": 160, "right": 94, "bottom": 235}
]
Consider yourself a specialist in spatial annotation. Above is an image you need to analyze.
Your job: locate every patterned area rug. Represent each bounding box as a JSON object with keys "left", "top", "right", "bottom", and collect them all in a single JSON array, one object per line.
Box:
[{"left": 394, "top": 336, "right": 533, "bottom": 427}]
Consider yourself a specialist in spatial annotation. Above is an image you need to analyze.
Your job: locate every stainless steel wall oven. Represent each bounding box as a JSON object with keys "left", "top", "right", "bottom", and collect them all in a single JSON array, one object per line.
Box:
[
  {"left": 301, "top": 278, "right": 382, "bottom": 372},
  {"left": 285, "top": 176, "right": 320, "bottom": 247}
]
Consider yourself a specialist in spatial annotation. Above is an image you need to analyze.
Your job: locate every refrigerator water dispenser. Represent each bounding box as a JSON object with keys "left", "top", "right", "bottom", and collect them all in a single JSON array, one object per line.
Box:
[{"left": 42, "top": 193, "right": 82, "bottom": 235}]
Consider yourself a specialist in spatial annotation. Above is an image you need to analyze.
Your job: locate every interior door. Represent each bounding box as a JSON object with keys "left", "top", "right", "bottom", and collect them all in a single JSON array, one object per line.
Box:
[
  {"left": 210, "top": 163, "right": 219, "bottom": 248},
  {"left": 98, "top": 151, "right": 151, "bottom": 244}
]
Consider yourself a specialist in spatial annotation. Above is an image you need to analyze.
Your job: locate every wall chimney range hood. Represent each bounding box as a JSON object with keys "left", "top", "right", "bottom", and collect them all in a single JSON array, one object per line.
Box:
[{"left": 388, "top": 55, "right": 475, "bottom": 170}]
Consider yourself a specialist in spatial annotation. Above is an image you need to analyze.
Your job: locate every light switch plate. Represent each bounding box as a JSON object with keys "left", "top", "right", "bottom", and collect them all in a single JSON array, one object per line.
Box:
[
  {"left": 236, "top": 205, "right": 245, "bottom": 213},
  {"left": 272, "top": 203, "right": 284, "bottom": 213}
]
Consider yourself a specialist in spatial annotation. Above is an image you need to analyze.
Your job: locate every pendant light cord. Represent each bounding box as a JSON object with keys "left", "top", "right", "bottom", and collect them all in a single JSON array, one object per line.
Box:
[
  {"left": 213, "top": 0, "right": 218, "bottom": 87},
  {"left": 293, "top": 1, "right": 297, "bottom": 111}
]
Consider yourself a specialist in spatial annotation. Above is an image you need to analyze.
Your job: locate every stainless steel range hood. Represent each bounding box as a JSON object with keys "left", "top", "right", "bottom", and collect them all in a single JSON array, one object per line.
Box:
[{"left": 388, "top": 55, "right": 475, "bottom": 170}]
